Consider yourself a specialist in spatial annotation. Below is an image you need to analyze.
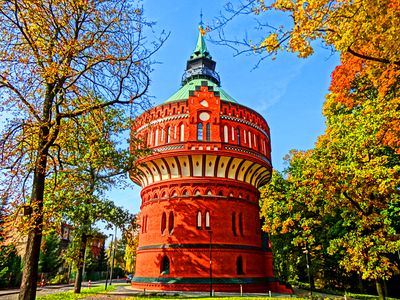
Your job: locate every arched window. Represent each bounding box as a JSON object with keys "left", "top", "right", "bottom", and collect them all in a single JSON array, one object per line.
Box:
[
  {"left": 155, "top": 128, "right": 159, "bottom": 146},
  {"left": 197, "top": 123, "right": 203, "bottom": 141},
  {"left": 248, "top": 131, "right": 252, "bottom": 148},
  {"left": 239, "top": 213, "right": 243, "bottom": 236},
  {"left": 236, "top": 256, "right": 244, "bottom": 275},
  {"left": 205, "top": 211, "right": 210, "bottom": 229},
  {"left": 197, "top": 211, "right": 202, "bottom": 229},
  {"left": 243, "top": 129, "right": 247, "bottom": 144},
  {"left": 168, "top": 211, "right": 174, "bottom": 234},
  {"left": 236, "top": 128, "right": 241, "bottom": 145},
  {"left": 180, "top": 123, "right": 185, "bottom": 142},
  {"left": 166, "top": 126, "right": 171, "bottom": 143},
  {"left": 161, "top": 256, "right": 170, "bottom": 274},
  {"left": 142, "top": 216, "right": 145, "bottom": 233},
  {"left": 224, "top": 125, "right": 228, "bottom": 142},
  {"left": 161, "top": 212, "right": 167, "bottom": 234},
  {"left": 145, "top": 215, "right": 148, "bottom": 233},
  {"left": 206, "top": 123, "right": 211, "bottom": 141},
  {"left": 149, "top": 130, "right": 153, "bottom": 146},
  {"left": 174, "top": 125, "right": 177, "bottom": 140},
  {"left": 231, "top": 127, "right": 235, "bottom": 141},
  {"left": 232, "top": 212, "right": 237, "bottom": 236}
]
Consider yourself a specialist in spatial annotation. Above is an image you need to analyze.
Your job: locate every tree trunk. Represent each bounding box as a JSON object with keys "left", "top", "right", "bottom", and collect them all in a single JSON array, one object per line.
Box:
[
  {"left": 18, "top": 147, "right": 48, "bottom": 300},
  {"left": 74, "top": 234, "right": 88, "bottom": 293},
  {"left": 376, "top": 280, "right": 385, "bottom": 300}
]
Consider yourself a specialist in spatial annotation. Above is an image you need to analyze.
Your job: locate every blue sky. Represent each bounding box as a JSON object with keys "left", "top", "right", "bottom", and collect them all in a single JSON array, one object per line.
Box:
[{"left": 106, "top": 1, "right": 340, "bottom": 226}]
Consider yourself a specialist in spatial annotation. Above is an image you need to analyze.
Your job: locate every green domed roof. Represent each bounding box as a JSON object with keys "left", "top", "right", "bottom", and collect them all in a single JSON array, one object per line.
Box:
[{"left": 165, "top": 78, "right": 237, "bottom": 103}]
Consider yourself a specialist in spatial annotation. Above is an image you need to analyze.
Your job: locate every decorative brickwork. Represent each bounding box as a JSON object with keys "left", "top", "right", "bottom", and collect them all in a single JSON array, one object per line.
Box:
[{"left": 129, "top": 28, "right": 292, "bottom": 294}]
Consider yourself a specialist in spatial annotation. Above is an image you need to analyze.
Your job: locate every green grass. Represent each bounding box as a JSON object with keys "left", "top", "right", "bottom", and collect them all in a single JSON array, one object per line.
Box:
[
  {"left": 126, "top": 297, "right": 301, "bottom": 300},
  {"left": 36, "top": 285, "right": 116, "bottom": 300}
]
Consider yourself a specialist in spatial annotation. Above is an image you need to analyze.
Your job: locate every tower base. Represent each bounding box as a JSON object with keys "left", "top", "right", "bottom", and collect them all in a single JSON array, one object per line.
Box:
[{"left": 131, "top": 277, "right": 293, "bottom": 294}]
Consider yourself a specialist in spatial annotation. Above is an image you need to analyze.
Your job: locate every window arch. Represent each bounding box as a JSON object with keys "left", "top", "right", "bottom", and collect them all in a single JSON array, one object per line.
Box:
[
  {"left": 161, "top": 256, "right": 170, "bottom": 275},
  {"left": 232, "top": 212, "right": 237, "bottom": 236},
  {"left": 236, "top": 256, "right": 244, "bottom": 275},
  {"left": 161, "top": 212, "right": 167, "bottom": 234},
  {"left": 197, "top": 211, "right": 202, "bottom": 229},
  {"left": 206, "top": 123, "right": 211, "bottom": 141},
  {"left": 236, "top": 128, "right": 241, "bottom": 145},
  {"left": 197, "top": 123, "right": 203, "bottom": 141},
  {"left": 224, "top": 125, "right": 228, "bottom": 143},
  {"left": 205, "top": 211, "right": 210, "bottom": 229},
  {"left": 168, "top": 211, "right": 174, "bottom": 234}
]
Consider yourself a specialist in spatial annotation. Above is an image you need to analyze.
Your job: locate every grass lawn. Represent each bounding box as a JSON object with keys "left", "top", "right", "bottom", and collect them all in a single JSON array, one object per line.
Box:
[{"left": 36, "top": 285, "right": 116, "bottom": 300}]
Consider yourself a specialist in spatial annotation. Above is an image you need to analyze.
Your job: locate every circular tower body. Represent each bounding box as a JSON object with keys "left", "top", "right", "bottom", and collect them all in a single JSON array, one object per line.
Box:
[{"left": 130, "top": 29, "right": 291, "bottom": 294}]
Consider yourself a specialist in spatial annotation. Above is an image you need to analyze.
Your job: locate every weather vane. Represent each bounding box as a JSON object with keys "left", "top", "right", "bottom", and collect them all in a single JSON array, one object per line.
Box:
[{"left": 199, "top": 9, "right": 204, "bottom": 27}]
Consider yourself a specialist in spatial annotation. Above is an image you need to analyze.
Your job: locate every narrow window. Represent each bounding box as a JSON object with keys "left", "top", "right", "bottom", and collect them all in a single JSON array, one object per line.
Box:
[
  {"left": 243, "top": 130, "right": 247, "bottom": 144},
  {"left": 155, "top": 128, "right": 159, "bottom": 146},
  {"left": 168, "top": 211, "right": 174, "bottom": 234},
  {"left": 197, "top": 211, "right": 202, "bottom": 229},
  {"left": 145, "top": 215, "right": 148, "bottom": 233},
  {"left": 180, "top": 124, "right": 185, "bottom": 142},
  {"left": 197, "top": 123, "right": 203, "bottom": 141},
  {"left": 239, "top": 213, "right": 243, "bottom": 236},
  {"left": 224, "top": 125, "right": 228, "bottom": 142},
  {"left": 231, "top": 127, "right": 235, "bottom": 141},
  {"left": 254, "top": 134, "right": 257, "bottom": 148},
  {"left": 161, "top": 127, "right": 165, "bottom": 142},
  {"left": 161, "top": 256, "right": 170, "bottom": 274},
  {"left": 206, "top": 123, "right": 211, "bottom": 141},
  {"left": 142, "top": 216, "right": 145, "bottom": 233},
  {"left": 174, "top": 126, "right": 177, "bottom": 140},
  {"left": 236, "top": 256, "right": 244, "bottom": 275},
  {"left": 205, "top": 211, "right": 210, "bottom": 229},
  {"left": 248, "top": 131, "right": 252, "bottom": 148},
  {"left": 166, "top": 126, "right": 171, "bottom": 143},
  {"left": 236, "top": 128, "right": 240, "bottom": 145},
  {"left": 232, "top": 212, "right": 237, "bottom": 236},
  {"left": 161, "top": 212, "right": 166, "bottom": 234},
  {"left": 149, "top": 130, "right": 153, "bottom": 146}
]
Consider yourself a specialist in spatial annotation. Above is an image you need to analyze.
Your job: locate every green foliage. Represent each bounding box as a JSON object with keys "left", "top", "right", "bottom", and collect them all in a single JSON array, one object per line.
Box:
[
  {"left": 0, "top": 244, "right": 22, "bottom": 288},
  {"left": 39, "top": 233, "right": 62, "bottom": 277}
]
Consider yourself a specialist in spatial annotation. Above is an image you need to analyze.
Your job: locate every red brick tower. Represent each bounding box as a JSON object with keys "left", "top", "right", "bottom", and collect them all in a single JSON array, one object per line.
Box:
[{"left": 130, "top": 27, "right": 291, "bottom": 294}]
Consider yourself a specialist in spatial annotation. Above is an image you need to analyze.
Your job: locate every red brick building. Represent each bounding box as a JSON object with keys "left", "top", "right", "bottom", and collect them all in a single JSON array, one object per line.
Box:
[{"left": 130, "top": 27, "right": 291, "bottom": 294}]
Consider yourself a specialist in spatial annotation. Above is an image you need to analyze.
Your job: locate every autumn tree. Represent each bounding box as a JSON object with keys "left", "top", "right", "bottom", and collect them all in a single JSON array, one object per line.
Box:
[
  {"left": 0, "top": 1, "right": 164, "bottom": 299},
  {"left": 123, "top": 220, "right": 140, "bottom": 275},
  {"left": 43, "top": 105, "right": 141, "bottom": 293}
]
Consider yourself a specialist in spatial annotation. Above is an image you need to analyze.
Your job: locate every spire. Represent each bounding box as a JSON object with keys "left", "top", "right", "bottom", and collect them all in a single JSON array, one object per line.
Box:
[
  {"left": 190, "top": 25, "right": 211, "bottom": 60},
  {"left": 182, "top": 21, "right": 220, "bottom": 86}
]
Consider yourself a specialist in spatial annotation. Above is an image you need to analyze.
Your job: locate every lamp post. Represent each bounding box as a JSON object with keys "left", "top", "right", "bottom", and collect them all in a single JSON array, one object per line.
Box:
[
  {"left": 303, "top": 249, "right": 312, "bottom": 296},
  {"left": 109, "top": 226, "right": 117, "bottom": 285},
  {"left": 104, "top": 233, "right": 113, "bottom": 290},
  {"left": 208, "top": 230, "right": 213, "bottom": 297}
]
